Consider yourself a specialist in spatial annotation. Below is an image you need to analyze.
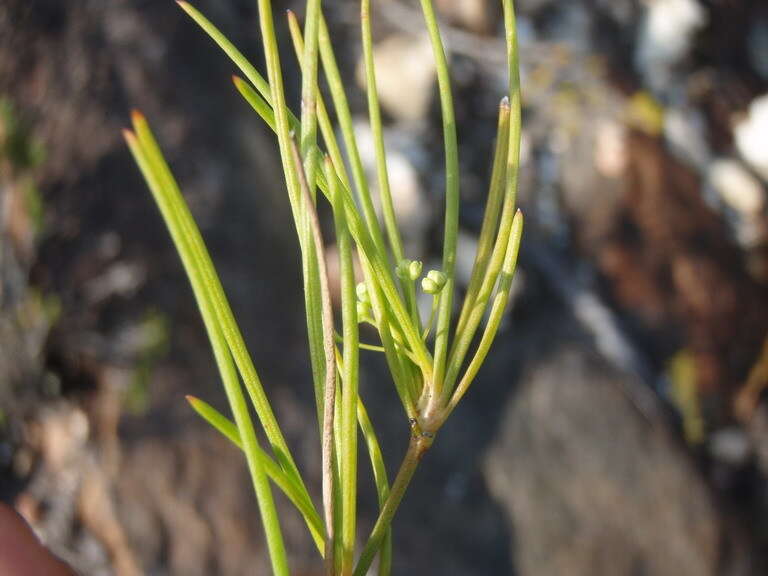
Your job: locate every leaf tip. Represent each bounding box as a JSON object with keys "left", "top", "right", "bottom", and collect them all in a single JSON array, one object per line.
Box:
[
  {"left": 500, "top": 96, "right": 510, "bottom": 109},
  {"left": 130, "top": 108, "right": 146, "bottom": 126},
  {"left": 185, "top": 395, "right": 201, "bottom": 407}
]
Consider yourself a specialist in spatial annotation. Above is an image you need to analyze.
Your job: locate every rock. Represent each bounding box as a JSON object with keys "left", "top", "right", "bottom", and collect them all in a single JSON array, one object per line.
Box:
[
  {"left": 665, "top": 106, "right": 711, "bottom": 171},
  {"left": 735, "top": 94, "right": 768, "bottom": 182},
  {"left": 486, "top": 346, "right": 720, "bottom": 576},
  {"left": 709, "top": 427, "right": 751, "bottom": 467},
  {"left": 435, "top": 0, "right": 500, "bottom": 35},
  {"left": 353, "top": 121, "right": 433, "bottom": 256},
  {"left": 455, "top": 231, "right": 478, "bottom": 287},
  {"left": 635, "top": 0, "right": 707, "bottom": 95},
  {"left": 709, "top": 158, "right": 765, "bottom": 216},
  {"left": 594, "top": 119, "right": 627, "bottom": 179},
  {"left": 357, "top": 33, "right": 436, "bottom": 125}
]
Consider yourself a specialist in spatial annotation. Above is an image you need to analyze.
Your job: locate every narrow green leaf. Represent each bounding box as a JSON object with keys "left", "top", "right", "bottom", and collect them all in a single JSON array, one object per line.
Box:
[
  {"left": 334, "top": 349, "right": 393, "bottom": 576},
  {"left": 186, "top": 395, "right": 326, "bottom": 553},
  {"left": 444, "top": 0, "right": 522, "bottom": 400},
  {"left": 356, "top": 402, "right": 392, "bottom": 576},
  {"left": 233, "top": 68, "right": 432, "bottom": 380},
  {"left": 360, "top": 0, "right": 403, "bottom": 263},
  {"left": 289, "top": 137, "right": 338, "bottom": 568},
  {"left": 286, "top": 10, "right": 353, "bottom": 193},
  {"left": 299, "top": 0, "right": 322, "bottom": 201},
  {"left": 327, "top": 156, "right": 360, "bottom": 573},
  {"left": 125, "top": 122, "right": 290, "bottom": 576},
  {"left": 454, "top": 98, "right": 510, "bottom": 339},
  {"left": 360, "top": 0, "right": 419, "bottom": 330},
  {"left": 418, "top": 0, "right": 460, "bottom": 399},
  {"left": 448, "top": 210, "right": 523, "bottom": 413},
  {"left": 177, "top": 2, "right": 271, "bottom": 101},
  {"left": 186, "top": 395, "right": 243, "bottom": 448},
  {"left": 129, "top": 112, "right": 305, "bottom": 496},
  {"left": 317, "top": 14, "right": 389, "bottom": 268}
]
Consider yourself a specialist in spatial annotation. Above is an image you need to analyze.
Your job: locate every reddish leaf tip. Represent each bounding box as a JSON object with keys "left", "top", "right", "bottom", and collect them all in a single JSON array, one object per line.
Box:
[{"left": 130, "top": 109, "right": 146, "bottom": 124}]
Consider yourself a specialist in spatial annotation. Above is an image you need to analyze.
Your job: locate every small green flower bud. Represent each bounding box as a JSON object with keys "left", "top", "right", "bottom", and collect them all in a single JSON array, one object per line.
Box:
[
  {"left": 356, "top": 282, "right": 370, "bottom": 304},
  {"left": 396, "top": 259, "right": 423, "bottom": 282},
  {"left": 421, "top": 270, "right": 447, "bottom": 294},
  {"left": 407, "top": 260, "right": 423, "bottom": 281},
  {"left": 421, "top": 277, "right": 440, "bottom": 294}
]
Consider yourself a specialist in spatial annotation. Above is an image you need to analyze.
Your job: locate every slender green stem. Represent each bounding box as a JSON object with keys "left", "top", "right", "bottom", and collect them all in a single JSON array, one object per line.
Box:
[
  {"left": 359, "top": 342, "right": 386, "bottom": 353},
  {"left": 454, "top": 99, "right": 510, "bottom": 339},
  {"left": 333, "top": 348, "right": 393, "bottom": 576},
  {"left": 335, "top": 332, "right": 385, "bottom": 353},
  {"left": 286, "top": 11, "right": 353, "bottom": 193},
  {"left": 300, "top": 0, "right": 322, "bottom": 198},
  {"left": 327, "top": 156, "right": 360, "bottom": 574},
  {"left": 355, "top": 403, "right": 392, "bottom": 576},
  {"left": 332, "top": 377, "right": 344, "bottom": 575},
  {"left": 353, "top": 434, "right": 430, "bottom": 576},
  {"left": 448, "top": 210, "right": 523, "bottom": 414},
  {"left": 363, "top": 262, "right": 419, "bottom": 420},
  {"left": 418, "top": 0, "right": 460, "bottom": 398},
  {"left": 422, "top": 294, "right": 440, "bottom": 341},
  {"left": 317, "top": 15, "right": 389, "bottom": 266},
  {"left": 360, "top": 0, "right": 419, "bottom": 328},
  {"left": 288, "top": 15, "right": 430, "bottom": 379},
  {"left": 246, "top": 0, "right": 325, "bottom": 432},
  {"left": 291, "top": 140, "right": 338, "bottom": 571},
  {"left": 177, "top": 2, "right": 271, "bottom": 102},
  {"left": 186, "top": 0, "right": 329, "bottom": 441},
  {"left": 232, "top": 71, "right": 432, "bottom": 378},
  {"left": 444, "top": 0, "right": 522, "bottom": 401},
  {"left": 298, "top": 2, "right": 322, "bottom": 410}
]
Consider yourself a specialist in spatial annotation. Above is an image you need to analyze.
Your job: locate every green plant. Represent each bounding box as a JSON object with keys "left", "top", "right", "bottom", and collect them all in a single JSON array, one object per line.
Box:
[{"left": 124, "top": 0, "right": 522, "bottom": 574}]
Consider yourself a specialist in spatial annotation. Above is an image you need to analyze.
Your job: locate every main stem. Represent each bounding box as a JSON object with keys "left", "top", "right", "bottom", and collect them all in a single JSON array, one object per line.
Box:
[{"left": 353, "top": 433, "right": 432, "bottom": 576}]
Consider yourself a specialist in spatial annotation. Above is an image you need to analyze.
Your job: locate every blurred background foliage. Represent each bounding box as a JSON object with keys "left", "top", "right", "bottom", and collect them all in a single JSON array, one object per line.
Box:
[{"left": 0, "top": 0, "right": 767, "bottom": 574}]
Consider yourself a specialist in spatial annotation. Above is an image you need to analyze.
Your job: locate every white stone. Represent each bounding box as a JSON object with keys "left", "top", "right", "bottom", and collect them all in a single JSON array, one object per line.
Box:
[
  {"left": 709, "top": 427, "right": 751, "bottom": 466},
  {"left": 709, "top": 158, "right": 765, "bottom": 216},
  {"left": 357, "top": 33, "right": 436, "bottom": 125},
  {"left": 455, "top": 231, "right": 479, "bottom": 288},
  {"left": 435, "top": 0, "right": 497, "bottom": 34},
  {"left": 594, "top": 120, "right": 627, "bottom": 179},
  {"left": 735, "top": 94, "right": 768, "bottom": 182},
  {"left": 353, "top": 121, "right": 432, "bottom": 256},
  {"left": 635, "top": 0, "right": 707, "bottom": 93}
]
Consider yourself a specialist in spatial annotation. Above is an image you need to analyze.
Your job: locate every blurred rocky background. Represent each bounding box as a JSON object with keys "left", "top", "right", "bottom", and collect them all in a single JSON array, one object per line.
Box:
[{"left": 1, "top": 0, "right": 767, "bottom": 574}]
